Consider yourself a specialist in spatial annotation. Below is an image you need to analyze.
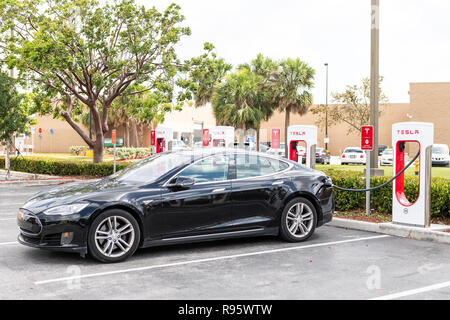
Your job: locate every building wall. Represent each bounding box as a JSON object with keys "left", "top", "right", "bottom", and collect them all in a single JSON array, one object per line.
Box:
[{"left": 27, "top": 115, "right": 90, "bottom": 153}]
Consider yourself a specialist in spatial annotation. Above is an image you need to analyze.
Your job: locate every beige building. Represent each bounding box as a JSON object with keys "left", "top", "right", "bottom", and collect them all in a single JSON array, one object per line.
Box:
[{"left": 2, "top": 82, "right": 448, "bottom": 155}]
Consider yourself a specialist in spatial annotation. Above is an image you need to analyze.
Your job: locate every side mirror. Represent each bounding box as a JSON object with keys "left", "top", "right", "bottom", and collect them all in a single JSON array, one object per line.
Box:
[{"left": 167, "top": 176, "right": 195, "bottom": 188}]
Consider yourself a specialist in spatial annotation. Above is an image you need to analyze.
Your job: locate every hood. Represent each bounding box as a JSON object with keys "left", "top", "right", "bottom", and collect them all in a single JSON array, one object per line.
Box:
[{"left": 22, "top": 178, "right": 136, "bottom": 214}]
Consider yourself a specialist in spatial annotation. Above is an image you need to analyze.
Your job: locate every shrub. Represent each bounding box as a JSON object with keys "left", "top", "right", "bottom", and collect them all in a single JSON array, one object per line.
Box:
[
  {"left": 323, "top": 169, "right": 450, "bottom": 218},
  {"left": 115, "top": 147, "right": 151, "bottom": 160},
  {"left": 69, "top": 146, "right": 87, "bottom": 156},
  {"left": 0, "top": 157, "right": 132, "bottom": 177}
]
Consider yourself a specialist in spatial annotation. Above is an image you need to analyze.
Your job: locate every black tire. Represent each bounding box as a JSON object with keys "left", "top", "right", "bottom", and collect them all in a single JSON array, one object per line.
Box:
[
  {"left": 280, "top": 197, "right": 317, "bottom": 242},
  {"left": 88, "top": 209, "right": 140, "bottom": 263}
]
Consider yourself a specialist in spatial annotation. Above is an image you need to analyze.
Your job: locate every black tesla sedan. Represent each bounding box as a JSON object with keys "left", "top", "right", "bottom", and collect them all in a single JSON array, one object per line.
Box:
[{"left": 17, "top": 149, "right": 334, "bottom": 263}]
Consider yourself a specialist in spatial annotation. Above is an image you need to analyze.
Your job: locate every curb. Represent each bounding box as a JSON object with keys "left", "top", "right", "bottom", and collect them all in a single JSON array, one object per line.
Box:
[
  {"left": 329, "top": 217, "right": 450, "bottom": 245},
  {"left": 0, "top": 179, "right": 77, "bottom": 187}
]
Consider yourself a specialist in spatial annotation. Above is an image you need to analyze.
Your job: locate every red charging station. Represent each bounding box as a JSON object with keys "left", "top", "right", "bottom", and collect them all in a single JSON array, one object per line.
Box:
[
  {"left": 392, "top": 122, "right": 433, "bottom": 227},
  {"left": 287, "top": 125, "right": 318, "bottom": 168}
]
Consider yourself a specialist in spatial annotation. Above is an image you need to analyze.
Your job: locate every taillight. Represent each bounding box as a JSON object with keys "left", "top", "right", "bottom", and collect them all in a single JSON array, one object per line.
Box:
[
  {"left": 360, "top": 155, "right": 364, "bottom": 158},
  {"left": 342, "top": 154, "right": 346, "bottom": 158}
]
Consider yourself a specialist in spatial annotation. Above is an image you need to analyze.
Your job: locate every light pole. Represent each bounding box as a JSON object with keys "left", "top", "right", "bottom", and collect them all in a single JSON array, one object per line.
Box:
[{"left": 324, "top": 63, "right": 329, "bottom": 151}]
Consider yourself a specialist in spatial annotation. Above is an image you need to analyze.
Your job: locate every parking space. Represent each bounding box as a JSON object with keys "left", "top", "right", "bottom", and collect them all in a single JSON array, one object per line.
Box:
[{"left": 1, "top": 185, "right": 449, "bottom": 300}]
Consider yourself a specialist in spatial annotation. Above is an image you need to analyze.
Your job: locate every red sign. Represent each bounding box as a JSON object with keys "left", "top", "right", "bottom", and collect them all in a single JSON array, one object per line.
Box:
[
  {"left": 150, "top": 130, "right": 155, "bottom": 146},
  {"left": 361, "top": 126, "right": 374, "bottom": 150},
  {"left": 272, "top": 128, "right": 281, "bottom": 149},
  {"left": 111, "top": 129, "right": 117, "bottom": 145},
  {"left": 202, "top": 129, "right": 210, "bottom": 147},
  {"left": 38, "top": 128, "right": 42, "bottom": 134}
]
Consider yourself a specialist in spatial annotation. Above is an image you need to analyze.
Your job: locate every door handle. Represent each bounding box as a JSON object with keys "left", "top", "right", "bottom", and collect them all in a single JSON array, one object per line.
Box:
[
  {"left": 272, "top": 180, "right": 284, "bottom": 186},
  {"left": 212, "top": 188, "right": 226, "bottom": 193}
]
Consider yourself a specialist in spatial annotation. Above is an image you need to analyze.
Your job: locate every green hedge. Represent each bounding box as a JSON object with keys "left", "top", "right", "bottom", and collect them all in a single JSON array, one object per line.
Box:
[
  {"left": 324, "top": 169, "right": 450, "bottom": 217},
  {"left": 0, "top": 157, "right": 131, "bottom": 177}
]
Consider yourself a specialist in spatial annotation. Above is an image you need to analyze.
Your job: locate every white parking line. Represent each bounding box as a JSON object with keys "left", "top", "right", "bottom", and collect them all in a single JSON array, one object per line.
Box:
[
  {"left": 35, "top": 234, "right": 390, "bottom": 285},
  {"left": 0, "top": 241, "right": 18, "bottom": 246},
  {"left": 370, "top": 280, "right": 450, "bottom": 300}
]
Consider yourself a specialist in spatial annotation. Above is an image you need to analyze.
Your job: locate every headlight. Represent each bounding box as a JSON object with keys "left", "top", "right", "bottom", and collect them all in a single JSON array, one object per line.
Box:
[{"left": 43, "top": 203, "right": 89, "bottom": 215}]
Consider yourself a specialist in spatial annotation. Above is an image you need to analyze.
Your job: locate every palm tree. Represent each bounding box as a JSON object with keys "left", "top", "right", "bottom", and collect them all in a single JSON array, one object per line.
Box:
[
  {"left": 212, "top": 69, "right": 264, "bottom": 147},
  {"left": 239, "top": 54, "right": 279, "bottom": 150},
  {"left": 274, "top": 58, "right": 315, "bottom": 157}
]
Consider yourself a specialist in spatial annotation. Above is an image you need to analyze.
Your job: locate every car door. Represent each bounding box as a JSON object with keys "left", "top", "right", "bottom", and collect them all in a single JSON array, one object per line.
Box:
[
  {"left": 148, "top": 154, "right": 233, "bottom": 239},
  {"left": 230, "top": 154, "right": 290, "bottom": 230}
]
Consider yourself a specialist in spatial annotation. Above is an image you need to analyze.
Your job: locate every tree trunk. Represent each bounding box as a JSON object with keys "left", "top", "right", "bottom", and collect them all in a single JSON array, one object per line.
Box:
[
  {"left": 132, "top": 120, "right": 138, "bottom": 148},
  {"left": 5, "top": 139, "right": 10, "bottom": 178},
  {"left": 238, "top": 123, "right": 245, "bottom": 148},
  {"left": 284, "top": 107, "right": 290, "bottom": 158},
  {"left": 256, "top": 127, "right": 260, "bottom": 152},
  {"left": 93, "top": 131, "right": 104, "bottom": 163},
  {"left": 124, "top": 123, "right": 129, "bottom": 147}
]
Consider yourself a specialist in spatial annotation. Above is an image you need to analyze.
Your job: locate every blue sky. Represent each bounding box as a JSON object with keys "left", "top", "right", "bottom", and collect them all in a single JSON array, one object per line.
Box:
[{"left": 140, "top": 0, "right": 450, "bottom": 104}]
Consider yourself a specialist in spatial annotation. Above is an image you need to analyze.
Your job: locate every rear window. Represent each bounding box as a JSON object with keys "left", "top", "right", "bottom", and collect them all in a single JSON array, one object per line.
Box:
[{"left": 344, "top": 148, "right": 363, "bottom": 153}]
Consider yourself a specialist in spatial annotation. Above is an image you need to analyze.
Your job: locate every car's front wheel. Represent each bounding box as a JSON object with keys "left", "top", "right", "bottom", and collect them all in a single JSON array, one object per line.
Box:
[
  {"left": 280, "top": 197, "right": 317, "bottom": 242},
  {"left": 88, "top": 209, "right": 140, "bottom": 263}
]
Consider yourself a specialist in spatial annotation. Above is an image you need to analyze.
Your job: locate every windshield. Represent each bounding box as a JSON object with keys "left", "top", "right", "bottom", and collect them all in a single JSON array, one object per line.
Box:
[
  {"left": 383, "top": 149, "right": 393, "bottom": 155},
  {"left": 108, "top": 153, "right": 192, "bottom": 183},
  {"left": 432, "top": 146, "right": 449, "bottom": 154}
]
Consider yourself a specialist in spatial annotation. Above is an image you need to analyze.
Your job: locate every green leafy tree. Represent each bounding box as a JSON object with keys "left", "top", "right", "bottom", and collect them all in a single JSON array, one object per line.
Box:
[
  {"left": 273, "top": 58, "right": 315, "bottom": 156},
  {"left": 178, "top": 42, "right": 232, "bottom": 106},
  {"left": 310, "top": 77, "right": 388, "bottom": 135},
  {"left": 212, "top": 68, "right": 264, "bottom": 147},
  {"left": 239, "top": 54, "right": 279, "bottom": 150},
  {"left": 0, "top": 71, "right": 35, "bottom": 174},
  {"left": 0, "top": 0, "right": 193, "bottom": 162}
]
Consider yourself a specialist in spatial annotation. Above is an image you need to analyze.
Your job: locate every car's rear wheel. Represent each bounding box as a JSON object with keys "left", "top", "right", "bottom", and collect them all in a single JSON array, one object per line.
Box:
[
  {"left": 88, "top": 209, "right": 140, "bottom": 263},
  {"left": 280, "top": 197, "right": 317, "bottom": 242}
]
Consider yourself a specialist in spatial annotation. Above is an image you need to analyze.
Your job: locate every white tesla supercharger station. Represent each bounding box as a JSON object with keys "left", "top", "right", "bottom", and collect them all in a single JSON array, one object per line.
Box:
[
  {"left": 210, "top": 126, "right": 235, "bottom": 148},
  {"left": 287, "top": 125, "right": 318, "bottom": 168},
  {"left": 155, "top": 126, "right": 173, "bottom": 153},
  {"left": 392, "top": 122, "right": 433, "bottom": 227}
]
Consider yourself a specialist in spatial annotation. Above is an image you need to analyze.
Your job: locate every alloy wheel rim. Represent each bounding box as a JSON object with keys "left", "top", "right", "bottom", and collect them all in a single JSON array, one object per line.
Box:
[
  {"left": 94, "top": 216, "right": 135, "bottom": 258},
  {"left": 286, "top": 202, "right": 313, "bottom": 237}
]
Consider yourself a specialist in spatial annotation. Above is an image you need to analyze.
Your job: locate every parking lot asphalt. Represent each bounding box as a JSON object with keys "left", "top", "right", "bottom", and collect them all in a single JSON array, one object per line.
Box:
[{"left": 1, "top": 184, "right": 449, "bottom": 300}]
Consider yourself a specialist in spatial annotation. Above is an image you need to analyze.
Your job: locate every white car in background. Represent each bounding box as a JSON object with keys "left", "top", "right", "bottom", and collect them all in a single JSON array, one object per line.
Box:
[
  {"left": 340, "top": 147, "right": 366, "bottom": 165},
  {"left": 380, "top": 148, "right": 409, "bottom": 166},
  {"left": 171, "top": 139, "right": 190, "bottom": 151},
  {"left": 432, "top": 144, "right": 450, "bottom": 166},
  {"left": 266, "top": 142, "right": 286, "bottom": 157}
]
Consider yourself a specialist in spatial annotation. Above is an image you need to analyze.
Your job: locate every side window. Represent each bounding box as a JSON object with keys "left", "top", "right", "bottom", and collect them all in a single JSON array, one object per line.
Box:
[
  {"left": 235, "top": 154, "right": 289, "bottom": 179},
  {"left": 180, "top": 155, "right": 229, "bottom": 183}
]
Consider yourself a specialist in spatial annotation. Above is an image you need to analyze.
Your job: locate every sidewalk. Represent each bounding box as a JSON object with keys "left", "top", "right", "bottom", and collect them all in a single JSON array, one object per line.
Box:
[{"left": 329, "top": 217, "right": 450, "bottom": 245}]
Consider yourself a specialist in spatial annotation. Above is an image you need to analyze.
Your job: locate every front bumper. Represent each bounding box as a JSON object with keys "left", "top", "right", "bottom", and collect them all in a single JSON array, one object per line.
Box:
[
  {"left": 17, "top": 209, "right": 89, "bottom": 255},
  {"left": 18, "top": 234, "right": 87, "bottom": 254}
]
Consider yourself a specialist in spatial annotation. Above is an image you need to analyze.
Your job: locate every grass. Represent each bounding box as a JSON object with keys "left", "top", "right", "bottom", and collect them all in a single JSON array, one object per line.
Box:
[
  {"left": 336, "top": 210, "right": 450, "bottom": 226},
  {"left": 13, "top": 153, "right": 116, "bottom": 163},
  {"left": 316, "top": 164, "right": 450, "bottom": 179}
]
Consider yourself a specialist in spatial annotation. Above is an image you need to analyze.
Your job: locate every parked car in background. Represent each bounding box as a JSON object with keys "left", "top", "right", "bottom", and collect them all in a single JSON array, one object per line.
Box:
[
  {"left": 267, "top": 142, "right": 286, "bottom": 157},
  {"left": 315, "top": 148, "right": 330, "bottom": 164},
  {"left": 380, "top": 148, "right": 409, "bottom": 166},
  {"left": 432, "top": 144, "right": 450, "bottom": 166},
  {"left": 341, "top": 147, "right": 366, "bottom": 165},
  {"left": 171, "top": 139, "right": 190, "bottom": 151},
  {"left": 378, "top": 145, "right": 388, "bottom": 156},
  {"left": 259, "top": 143, "right": 270, "bottom": 152}
]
